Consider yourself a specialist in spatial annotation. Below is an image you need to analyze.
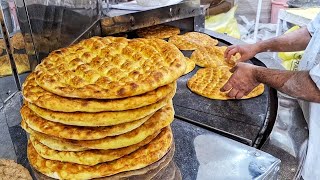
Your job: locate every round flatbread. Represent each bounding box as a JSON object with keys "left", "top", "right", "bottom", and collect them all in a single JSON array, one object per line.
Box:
[
  {"left": 13, "top": 54, "right": 30, "bottom": 74},
  {"left": 29, "top": 130, "right": 160, "bottom": 166},
  {"left": 11, "top": 32, "right": 26, "bottom": 50},
  {"left": 168, "top": 32, "right": 218, "bottom": 50},
  {"left": 34, "top": 36, "right": 186, "bottom": 99},
  {"left": 0, "top": 54, "right": 30, "bottom": 77},
  {"left": 27, "top": 126, "right": 173, "bottom": 179},
  {"left": 31, "top": 142, "right": 175, "bottom": 180},
  {"left": 190, "top": 46, "right": 240, "bottom": 68},
  {"left": 110, "top": 145, "right": 175, "bottom": 180},
  {"left": 22, "top": 103, "right": 174, "bottom": 151},
  {"left": 21, "top": 105, "right": 151, "bottom": 140},
  {"left": 0, "top": 159, "right": 32, "bottom": 180},
  {"left": 136, "top": 24, "right": 180, "bottom": 39},
  {"left": 187, "top": 67, "right": 265, "bottom": 100},
  {"left": 0, "top": 39, "right": 6, "bottom": 49},
  {"left": 184, "top": 57, "right": 196, "bottom": 75},
  {"left": 23, "top": 73, "right": 176, "bottom": 112},
  {"left": 26, "top": 91, "right": 174, "bottom": 127},
  {"left": 22, "top": 119, "right": 87, "bottom": 151},
  {"left": 0, "top": 56, "right": 12, "bottom": 77}
]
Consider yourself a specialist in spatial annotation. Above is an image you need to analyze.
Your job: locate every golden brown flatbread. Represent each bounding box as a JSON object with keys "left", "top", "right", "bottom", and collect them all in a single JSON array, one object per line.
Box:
[
  {"left": 34, "top": 36, "right": 186, "bottom": 99},
  {"left": 0, "top": 55, "right": 12, "bottom": 76},
  {"left": 0, "top": 159, "right": 32, "bottom": 180},
  {"left": 11, "top": 32, "right": 26, "bottom": 50},
  {"left": 136, "top": 24, "right": 180, "bottom": 39},
  {"left": 22, "top": 119, "right": 87, "bottom": 151},
  {"left": 32, "top": 34, "right": 60, "bottom": 53},
  {"left": 23, "top": 73, "right": 176, "bottom": 112},
  {"left": 29, "top": 130, "right": 160, "bottom": 166},
  {"left": 26, "top": 91, "right": 174, "bottom": 127},
  {"left": 187, "top": 67, "right": 265, "bottom": 100},
  {"left": 0, "top": 54, "right": 30, "bottom": 77},
  {"left": 22, "top": 103, "right": 174, "bottom": 151},
  {"left": 168, "top": 32, "right": 218, "bottom": 50},
  {"left": 218, "top": 46, "right": 241, "bottom": 65},
  {"left": 184, "top": 57, "right": 196, "bottom": 75},
  {"left": 0, "top": 39, "right": 6, "bottom": 49},
  {"left": 21, "top": 105, "right": 151, "bottom": 140},
  {"left": 31, "top": 142, "right": 175, "bottom": 180},
  {"left": 190, "top": 46, "right": 240, "bottom": 68},
  {"left": 13, "top": 54, "right": 30, "bottom": 73},
  {"left": 27, "top": 126, "right": 173, "bottom": 179},
  {"left": 108, "top": 146, "right": 175, "bottom": 180}
]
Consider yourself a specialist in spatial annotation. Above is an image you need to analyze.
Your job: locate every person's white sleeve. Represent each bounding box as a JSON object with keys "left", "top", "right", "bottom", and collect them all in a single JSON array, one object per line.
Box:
[
  {"left": 310, "top": 63, "right": 320, "bottom": 89},
  {"left": 307, "top": 13, "right": 320, "bottom": 36}
]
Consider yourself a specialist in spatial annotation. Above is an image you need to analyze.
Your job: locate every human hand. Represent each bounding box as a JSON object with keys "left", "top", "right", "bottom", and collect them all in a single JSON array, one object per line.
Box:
[
  {"left": 224, "top": 44, "right": 260, "bottom": 64},
  {"left": 220, "top": 62, "right": 260, "bottom": 99}
]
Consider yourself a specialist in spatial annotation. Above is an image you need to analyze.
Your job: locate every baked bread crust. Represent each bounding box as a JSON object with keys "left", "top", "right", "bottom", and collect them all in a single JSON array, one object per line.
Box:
[
  {"left": 11, "top": 32, "right": 25, "bottom": 50},
  {"left": 26, "top": 91, "right": 174, "bottom": 127},
  {"left": 187, "top": 67, "right": 265, "bottom": 100},
  {"left": 29, "top": 130, "right": 160, "bottom": 166},
  {"left": 136, "top": 24, "right": 180, "bottom": 39},
  {"left": 190, "top": 46, "right": 240, "bottom": 68},
  {"left": 22, "top": 103, "right": 174, "bottom": 151},
  {"left": 0, "top": 54, "right": 30, "bottom": 77},
  {"left": 27, "top": 126, "right": 173, "bottom": 179},
  {"left": 34, "top": 36, "right": 186, "bottom": 99},
  {"left": 21, "top": 105, "right": 151, "bottom": 140},
  {"left": 183, "top": 57, "right": 196, "bottom": 75},
  {"left": 169, "top": 32, "right": 218, "bottom": 50},
  {"left": 23, "top": 73, "right": 176, "bottom": 112}
]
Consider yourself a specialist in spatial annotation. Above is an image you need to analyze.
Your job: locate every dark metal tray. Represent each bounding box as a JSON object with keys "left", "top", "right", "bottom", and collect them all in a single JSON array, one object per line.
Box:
[{"left": 173, "top": 36, "right": 277, "bottom": 147}]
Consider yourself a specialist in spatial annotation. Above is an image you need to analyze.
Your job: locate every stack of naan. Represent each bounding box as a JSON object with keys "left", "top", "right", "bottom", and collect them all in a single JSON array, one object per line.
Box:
[{"left": 21, "top": 36, "right": 186, "bottom": 179}]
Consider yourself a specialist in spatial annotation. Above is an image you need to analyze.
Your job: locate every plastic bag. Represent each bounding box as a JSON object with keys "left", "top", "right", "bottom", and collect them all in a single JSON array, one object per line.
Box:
[
  {"left": 278, "top": 26, "right": 304, "bottom": 71},
  {"left": 205, "top": 6, "right": 240, "bottom": 39}
]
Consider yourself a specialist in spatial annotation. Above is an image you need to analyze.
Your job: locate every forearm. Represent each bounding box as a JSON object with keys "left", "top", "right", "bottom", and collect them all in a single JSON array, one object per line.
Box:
[
  {"left": 254, "top": 67, "right": 320, "bottom": 103},
  {"left": 255, "top": 27, "right": 311, "bottom": 53}
]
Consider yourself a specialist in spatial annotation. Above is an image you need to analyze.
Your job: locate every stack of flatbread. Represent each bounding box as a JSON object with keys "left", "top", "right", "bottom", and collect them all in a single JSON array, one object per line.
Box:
[{"left": 21, "top": 36, "right": 186, "bottom": 179}]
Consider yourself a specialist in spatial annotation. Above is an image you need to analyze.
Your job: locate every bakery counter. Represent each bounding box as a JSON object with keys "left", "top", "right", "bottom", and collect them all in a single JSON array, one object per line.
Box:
[{"left": 0, "top": 92, "right": 280, "bottom": 179}]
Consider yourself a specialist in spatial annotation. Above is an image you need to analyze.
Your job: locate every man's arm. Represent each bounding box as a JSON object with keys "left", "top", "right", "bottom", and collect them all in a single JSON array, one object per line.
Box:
[
  {"left": 256, "top": 27, "right": 311, "bottom": 52},
  {"left": 221, "top": 63, "right": 320, "bottom": 102},
  {"left": 225, "top": 27, "right": 312, "bottom": 62},
  {"left": 255, "top": 67, "right": 320, "bottom": 102}
]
